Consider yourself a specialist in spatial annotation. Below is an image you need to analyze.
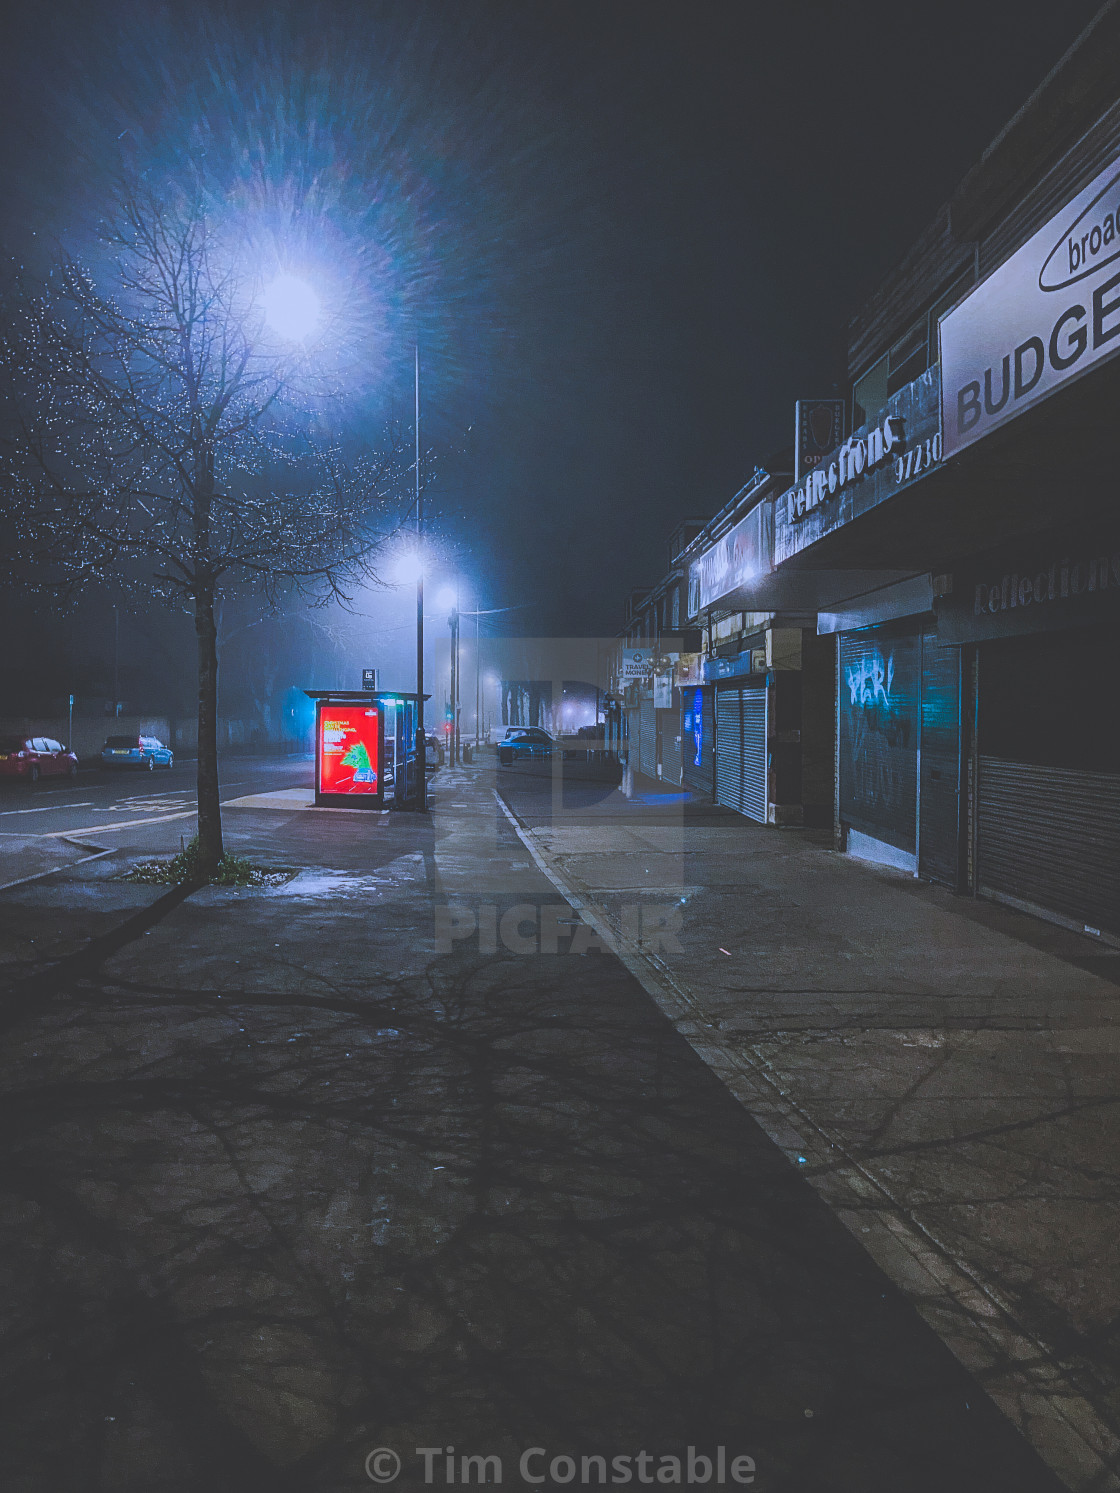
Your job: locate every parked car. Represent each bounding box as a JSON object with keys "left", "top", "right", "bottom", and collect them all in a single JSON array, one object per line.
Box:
[
  {"left": 100, "top": 734, "right": 174, "bottom": 771},
  {"left": 0, "top": 735, "right": 79, "bottom": 786},
  {"left": 498, "top": 727, "right": 555, "bottom": 766}
]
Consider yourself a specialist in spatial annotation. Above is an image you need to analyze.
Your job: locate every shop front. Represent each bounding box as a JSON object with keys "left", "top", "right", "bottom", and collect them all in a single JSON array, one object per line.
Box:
[
  {"left": 835, "top": 620, "right": 961, "bottom": 883},
  {"left": 939, "top": 527, "right": 1120, "bottom": 941},
  {"left": 682, "top": 683, "right": 715, "bottom": 798}
]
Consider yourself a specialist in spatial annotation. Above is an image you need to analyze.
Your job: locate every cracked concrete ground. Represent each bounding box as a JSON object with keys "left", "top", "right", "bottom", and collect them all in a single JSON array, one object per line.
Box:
[
  {"left": 494, "top": 757, "right": 1120, "bottom": 1490},
  {"left": 0, "top": 762, "right": 1081, "bottom": 1490}
]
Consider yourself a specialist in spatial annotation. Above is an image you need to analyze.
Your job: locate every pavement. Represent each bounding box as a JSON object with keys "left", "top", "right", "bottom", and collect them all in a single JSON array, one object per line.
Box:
[
  {"left": 0, "top": 752, "right": 1113, "bottom": 1491},
  {"left": 493, "top": 756, "right": 1120, "bottom": 1492}
]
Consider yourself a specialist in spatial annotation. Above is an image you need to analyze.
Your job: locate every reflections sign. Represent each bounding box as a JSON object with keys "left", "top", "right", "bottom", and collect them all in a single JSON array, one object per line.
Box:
[
  {"left": 940, "top": 154, "right": 1120, "bottom": 456},
  {"left": 317, "top": 704, "right": 381, "bottom": 798}
]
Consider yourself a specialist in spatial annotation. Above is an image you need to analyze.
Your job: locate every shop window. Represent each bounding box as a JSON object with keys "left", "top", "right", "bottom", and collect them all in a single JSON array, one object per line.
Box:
[
  {"left": 852, "top": 355, "right": 888, "bottom": 431},
  {"left": 886, "top": 319, "right": 929, "bottom": 397}
]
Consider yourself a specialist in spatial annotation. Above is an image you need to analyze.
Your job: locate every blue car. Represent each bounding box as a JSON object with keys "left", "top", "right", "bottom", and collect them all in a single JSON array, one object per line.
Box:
[
  {"left": 100, "top": 734, "right": 175, "bottom": 771},
  {"left": 498, "top": 727, "right": 555, "bottom": 766}
]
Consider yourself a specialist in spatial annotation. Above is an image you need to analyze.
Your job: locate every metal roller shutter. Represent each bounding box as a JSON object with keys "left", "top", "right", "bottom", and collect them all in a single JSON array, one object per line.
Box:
[
  {"left": 660, "top": 704, "right": 682, "bottom": 785},
  {"left": 716, "top": 685, "right": 767, "bottom": 822},
  {"left": 839, "top": 628, "right": 919, "bottom": 852},
  {"left": 683, "top": 687, "right": 714, "bottom": 797},
  {"left": 977, "top": 758, "right": 1120, "bottom": 939},
  {"left": 918, "top": 634, "right": 961, "bottom": 888},
  {"left": 638, "top": 696, "right": 657, "bottom": 779}
]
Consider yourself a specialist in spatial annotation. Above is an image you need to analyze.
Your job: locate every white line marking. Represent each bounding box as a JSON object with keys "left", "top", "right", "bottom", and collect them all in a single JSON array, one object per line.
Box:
[
  {"left": 0, "top": 802, "right": 94, "bottom": 817},
  {"left": 42, "top": 809, "right": 198, "bottom": 839}
]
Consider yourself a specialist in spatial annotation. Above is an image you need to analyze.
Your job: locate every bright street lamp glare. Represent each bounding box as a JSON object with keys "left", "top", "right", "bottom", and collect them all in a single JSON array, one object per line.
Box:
[
  {"left": 436, "top": 585, "right": 457, "bottom": 610},
  {"left": 261, "top": 273, "right": 320, "bottom": 342},
  {"left": 394, "top": 550, "right": 423, "bottom": 585}
]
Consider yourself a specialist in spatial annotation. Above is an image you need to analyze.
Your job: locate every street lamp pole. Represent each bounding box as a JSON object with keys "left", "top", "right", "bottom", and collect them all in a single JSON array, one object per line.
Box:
[
  {"left": 414, "top": 344, "right": 426, "bottom": 807},
  {"left": 475, "top": 609, "right": 481, "bottom": 749},
  {"left": 447, "top": 576, "right": 461, "bottom": 766}
]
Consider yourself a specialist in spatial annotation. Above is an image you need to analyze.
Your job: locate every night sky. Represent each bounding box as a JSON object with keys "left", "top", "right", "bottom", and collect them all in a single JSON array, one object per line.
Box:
[{"left": 0, "top": 0, "right": 1104, "bottom": 638}]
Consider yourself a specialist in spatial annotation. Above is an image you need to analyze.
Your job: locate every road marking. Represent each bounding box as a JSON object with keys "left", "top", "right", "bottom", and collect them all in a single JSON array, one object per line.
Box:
[
  {"left": 95, "top": 798, "right": 195, "bottom": 813},
  {"left": 0, "top": 802, "right": 94, "bottom": 817},
  {"left": 111, "top": 788, "right": 192, "bottom": 800},
  {"left": 42, "top": 809, "right": 198, "bottom": 839}
]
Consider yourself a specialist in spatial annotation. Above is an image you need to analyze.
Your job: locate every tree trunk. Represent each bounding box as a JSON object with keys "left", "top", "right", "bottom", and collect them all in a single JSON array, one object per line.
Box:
[{"left": 194, "top": 584, "right": 223, "bottom": 876}]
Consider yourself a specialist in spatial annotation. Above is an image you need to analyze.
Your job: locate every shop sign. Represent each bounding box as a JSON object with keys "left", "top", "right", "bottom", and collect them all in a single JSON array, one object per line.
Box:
[
  {"left": 795, "top": 398, "right": 846, "bottom": 480},
  {"left": 619, "top": 648, "right": 654, "bottom": 681},
  {"left": 774, "top": 367, "right": 941, "bottom": 566},
  {"left": 787, "top": 415, "right": 906, "bottom": 523},
  {"left": 938, "top": 531, "right": 1120, "bottom": 642},
  {"left": 941, "top": 153, "right": 1120, "bottom": 457},
  {"left": 675, "top": 653, "right": 703, "bottom": 687},
  {"left": 688, "top": 501, "right": 771, "bottom": 614},
  {"left": 702, "top": 650, "right": 765, "bottom": 683}
]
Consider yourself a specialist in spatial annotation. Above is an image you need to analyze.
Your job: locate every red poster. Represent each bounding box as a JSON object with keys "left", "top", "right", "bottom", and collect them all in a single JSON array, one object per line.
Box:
[{"left": 318, "top": 705, "right": 380, "bottom": 795}]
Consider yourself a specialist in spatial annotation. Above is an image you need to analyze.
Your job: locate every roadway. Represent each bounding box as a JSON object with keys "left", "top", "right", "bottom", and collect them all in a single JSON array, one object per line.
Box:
[{"left": 0, "top": 755, "right": 312, "bottom": 863}]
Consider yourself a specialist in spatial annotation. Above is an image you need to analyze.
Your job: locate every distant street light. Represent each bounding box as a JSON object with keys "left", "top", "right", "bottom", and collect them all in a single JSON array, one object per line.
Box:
[
  {"left": 261, "top": 273, "right": 320, "bottom": 342},
  {"left": 394, "top": 547, "right": 424, "bottom": 586}
]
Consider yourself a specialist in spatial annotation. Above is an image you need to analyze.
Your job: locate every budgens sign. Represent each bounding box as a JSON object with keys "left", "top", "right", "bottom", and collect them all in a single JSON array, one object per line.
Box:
[{"left": 940, "top": 155, "right": 1120, "bottom": 457}]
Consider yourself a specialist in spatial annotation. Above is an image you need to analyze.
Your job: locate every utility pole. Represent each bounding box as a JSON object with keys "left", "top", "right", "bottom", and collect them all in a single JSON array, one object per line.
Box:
[
  {"left": 448, "top": 579, "right": 461, "bottom": 766},
  {"left": 414, "top": 345, "right": 426, "bottom": 807},
  {"left": 113, "top": 605, "right": 120, "bottom": 716},
  {"left": 475, "top": 609, "right": 481, "bottom": 749}
]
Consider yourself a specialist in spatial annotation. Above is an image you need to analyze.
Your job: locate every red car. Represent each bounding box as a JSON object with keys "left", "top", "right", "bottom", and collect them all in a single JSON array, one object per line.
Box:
[{"left": 0, "top": 735, "right": 80, "bottom": 787}]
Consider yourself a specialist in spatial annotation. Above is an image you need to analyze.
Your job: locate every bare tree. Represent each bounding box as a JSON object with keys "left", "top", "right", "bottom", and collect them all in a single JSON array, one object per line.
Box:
[{"left": 0, "top": 178, "right": 411, "bottom": 873}]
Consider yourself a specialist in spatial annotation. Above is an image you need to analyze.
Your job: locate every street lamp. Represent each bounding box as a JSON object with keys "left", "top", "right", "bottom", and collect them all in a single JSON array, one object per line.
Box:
[
  {"left": 261, "top": 273, "right": 320, "bottom": 342},
  {"left": 410, "top": 346, "right": 428, "bottom": 806}
]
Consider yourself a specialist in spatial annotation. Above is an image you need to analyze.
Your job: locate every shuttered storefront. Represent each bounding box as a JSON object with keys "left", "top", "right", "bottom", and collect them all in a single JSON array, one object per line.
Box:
[
  {"left": 715, "top": 684, "right": 767, "bottom": 822},
  {"left": 977, "top": 761, "right": 1120, "bottom": 939},
  {"left": 682, "top": 687, "right": 714, "bottom": 798},
  {"left": 638, "top": 695, "right": 657, "bottom": 780},
  {"left": 975, "top": 626, "right": 1120, "bottom": 940},
  {"left": 659, "top": 696, "right": 682, "bottom": 785},
  {"left": 838, "top": 628, "right": 919, "bottom": 853},
  {"left": 918, "top": 634, "right": 961, "bottom": 887}
]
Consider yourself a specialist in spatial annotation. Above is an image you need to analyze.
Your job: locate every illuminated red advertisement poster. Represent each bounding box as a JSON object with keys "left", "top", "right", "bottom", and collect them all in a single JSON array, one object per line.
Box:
[{"left": 318, "top": 705, "right": 381, "bottom": 796}]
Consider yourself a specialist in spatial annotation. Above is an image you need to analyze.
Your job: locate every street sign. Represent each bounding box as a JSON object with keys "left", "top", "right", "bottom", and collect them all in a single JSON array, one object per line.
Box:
[
  {"left": 619, "top": 648, "right": 654, "bottom": 681},
  {"left": 362, "top": 668, "right": 378, "bottom": 691}
]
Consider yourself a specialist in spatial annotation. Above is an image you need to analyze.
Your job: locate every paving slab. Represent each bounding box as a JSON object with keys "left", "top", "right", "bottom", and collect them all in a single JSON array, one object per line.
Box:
[
  {"left": 493, "top": 760, "right": 1120, "bottom": 1491},
  {"left": 0, "top": 767, "right": 1077, "bottom": 1491}
]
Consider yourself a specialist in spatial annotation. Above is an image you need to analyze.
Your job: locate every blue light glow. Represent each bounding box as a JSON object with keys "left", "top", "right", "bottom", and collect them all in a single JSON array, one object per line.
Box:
[{"left": 261, "top": 273, "right": 320, "bottom": 342}]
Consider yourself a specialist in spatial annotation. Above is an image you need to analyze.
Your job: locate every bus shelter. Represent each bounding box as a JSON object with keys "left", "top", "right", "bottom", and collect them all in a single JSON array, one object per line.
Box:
[{"left": 304, "top": 691, "right": 429, "bottom": 809}]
